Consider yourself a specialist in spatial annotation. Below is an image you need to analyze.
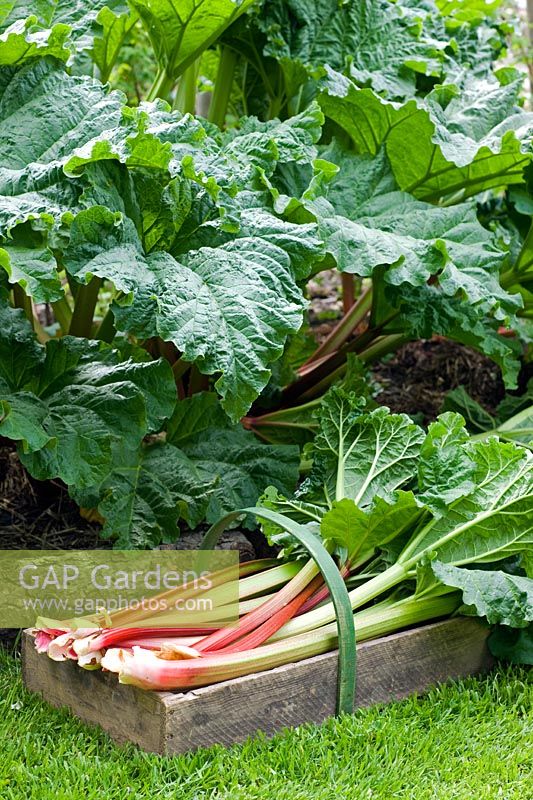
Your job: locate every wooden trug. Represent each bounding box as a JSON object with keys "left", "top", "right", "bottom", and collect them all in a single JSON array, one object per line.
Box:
[{"left": 22, "top": 617, "right": 493, "bottom": 754}]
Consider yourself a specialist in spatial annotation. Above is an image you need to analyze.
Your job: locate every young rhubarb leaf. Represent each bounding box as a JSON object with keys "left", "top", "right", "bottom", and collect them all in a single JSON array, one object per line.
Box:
[
  {"left": 320, "top": 491, "right": 424, "bottom": 561},
  {"left": 398, "top": 439, "right": 533, "bottom": 567},
  {"left": 92, "top": 5, "right": 138, "bottom": 83},
  {"left": 308, "top": 389, "right": 425, "bottom": 505},
  {"left": 417, "top": 412, "right": 476, "bottom": 514}
]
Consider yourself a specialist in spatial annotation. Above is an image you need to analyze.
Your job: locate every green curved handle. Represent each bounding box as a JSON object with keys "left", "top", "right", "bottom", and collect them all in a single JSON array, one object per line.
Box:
[{"left": 201, "top": 506, "right": 356, "bottom": 715}]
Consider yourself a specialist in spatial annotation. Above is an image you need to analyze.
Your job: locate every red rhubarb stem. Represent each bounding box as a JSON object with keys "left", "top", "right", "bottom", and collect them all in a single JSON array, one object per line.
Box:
[
  {"left": 194, "top": 559, "right": 320, "bottom": 653},
  {"left": 218, "top": 573, "right": 325, "bottom": 653}
]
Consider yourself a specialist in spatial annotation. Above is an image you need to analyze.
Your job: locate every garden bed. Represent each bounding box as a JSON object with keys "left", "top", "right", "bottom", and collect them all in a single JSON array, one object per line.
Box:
[{"left": 22, "top": 617, "right": 493, "bottom": 755}]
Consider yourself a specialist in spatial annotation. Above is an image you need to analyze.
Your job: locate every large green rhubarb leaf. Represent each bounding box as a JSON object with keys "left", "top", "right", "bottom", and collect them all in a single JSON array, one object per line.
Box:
[
  {"left": 387, "top": 75, "right": 533, "bottom": 202},
  {"left": 0, "top": 0, "right": 131, "bottom": 54},
  {"left": 0, "top": 59, "right": 122, "bottom": 234},
  {"left": 260, "top": 0, "right": 447, "bottom": 101},
  {"left": 113, "top": 237, "right": 307, "bottom": 420},
  {"left": 432, "top": 561, "right": 533, "bottom": 628},
  {"left": 0, "top": 243, "right": 62, "bottom": 302},
  {"left": 308, "top": 146, "right": 509, "bottom": 300},
  {"left": 94, "top": 441, "right": 216, "bottom": 548},
  {"left": 130, "top": 0, "right": 256, "bottom": 81},
  {"left": 0, "top": 17, "right": 70, "bottom": 65},
  {"left": 0, "top": 312, "right": 176, "bottom": 489},
  {"left": 167, "top": 392, "right": 300, "bottom": 526},
  {"left": 319, "top": 68, "right": 533, "bottom": 201},
  {"left": 0, "top": 59, "right": 171, "bottom": 237}
]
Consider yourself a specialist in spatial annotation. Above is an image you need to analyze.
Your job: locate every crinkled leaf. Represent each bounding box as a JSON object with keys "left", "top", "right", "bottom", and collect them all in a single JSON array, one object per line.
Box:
[
  {"left": 0, "top": 333, "right": 176, "bottom": 489},
  {"left": 0, "top": 59, "right": 124, "bottom": 234},
  {"left": 387, "top": 74, "right": 533, "bottom": 201},
  {"left": 225, "top": 103, "right": 323, "bottom": 166},
  {"left": 95, "top": 441, "right": 215, "bottom": 548},
  {"left": 432, "top": 561, "right": 533, "bottom": 627},
  {"left": 417, "top": 412, "right": 476, "bottom": 513},
  {"left": 0, "top": 0, "right": 131, "bottom": 53},
  {"left": 0, "top": 243, "right": 62, "bottom": 302},
  {"left": 113, "top": 238, "right": 306, "bottom": 420},
  {"left": 62, "top": 205, "right": 147, "bottom": 291},
  {"left": 260, "top": 0, "right": 447, "bottom": 100},
  {"left": 0, "top": 17, "right": 70, "bottom": 65},
  {"left": 306, "top": 147, "right": 510, "bottom": 316},
  {"left": 319, "top": 68, "right": 533, "bottom": 201},
  {"left": 167, "top": 392, "right": 300, "bottom": 526}
]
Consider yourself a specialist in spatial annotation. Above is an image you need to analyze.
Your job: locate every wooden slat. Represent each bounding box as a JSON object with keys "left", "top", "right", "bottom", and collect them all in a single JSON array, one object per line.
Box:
[
  {"left": 22, "top": 634, "right": 167, "bottom": 751},
  {"left": 22, "top": 617, "right": 494, "bottom": 755}
]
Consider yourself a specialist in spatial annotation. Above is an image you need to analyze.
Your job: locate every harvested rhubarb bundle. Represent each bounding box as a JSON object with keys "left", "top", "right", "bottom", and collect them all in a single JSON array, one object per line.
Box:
[{"left": 34, "top": 397, "right": 533, "bottom": 691}]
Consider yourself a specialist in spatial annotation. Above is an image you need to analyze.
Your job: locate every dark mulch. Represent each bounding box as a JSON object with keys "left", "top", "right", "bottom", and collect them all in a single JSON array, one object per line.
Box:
[
  {"left": 0, "top": 442, "right": 106, "bottom": 551},
  {"left": 372, "top": 338, "right": 507, "bottom": 424}
]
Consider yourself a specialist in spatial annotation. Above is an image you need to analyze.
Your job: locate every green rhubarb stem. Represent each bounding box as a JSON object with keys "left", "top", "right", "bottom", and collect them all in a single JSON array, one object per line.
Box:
[
  {"left": 51, "top": 297, "right": 73, "bottom": 333},
  {"left": 302, "top": 286, "right": 373, "bottom": 369},
  {"left": 358, "top": 333, "right": 408, "bottom": 363},
  {"left": 95, "top": 308, "right": 116, "bottom": 343},
  {"left": 12, "top": 285, "right": 33, "bottom": 327},
  {"left": 146, "top": 67, "right": 175, "bottom": 102},
  {"left": 208, "top": 46, "right": 237, "bottom": 127},
  {"left": 271, "top": 562, "right": 408, "bottom": 641},
  {"left": 500, "top": 268, "right": 518, "bottom": 290},
  {"left": 69, "top": 277, "right": 102, "bottom": 337},
  {"left": 174, "top": 61, "right": 198, "bottom": 113}
]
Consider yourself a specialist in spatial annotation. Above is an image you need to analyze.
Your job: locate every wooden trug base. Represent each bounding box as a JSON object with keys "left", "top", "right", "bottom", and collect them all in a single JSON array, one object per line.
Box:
[{"left": 22, "top": 617, "right": 493, "bottom": 754}]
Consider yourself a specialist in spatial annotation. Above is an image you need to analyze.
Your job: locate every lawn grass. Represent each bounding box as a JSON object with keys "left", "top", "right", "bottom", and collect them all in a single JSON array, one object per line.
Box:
[{"left": 0, "top": 648, "right": 531, "bottom": 800}]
